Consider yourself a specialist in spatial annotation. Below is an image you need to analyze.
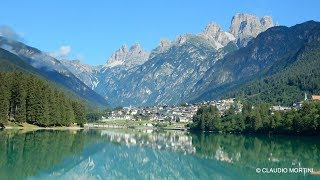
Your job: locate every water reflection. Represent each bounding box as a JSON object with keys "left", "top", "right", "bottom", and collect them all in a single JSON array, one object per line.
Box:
[
  {"left": 0, "top": 130, "right": 87, "bottom": 180},
  {"left": 191, "top": 133, "right": 320, "bottom": 169},
  {"left": 100, "top": 130, "right": 196, "bottom": 154},
  {"left": 0, "top": 129, "right": 319, "bottom": 179},
  {"left": 99, "top": 130, "right": 320, "bottom": 171}
]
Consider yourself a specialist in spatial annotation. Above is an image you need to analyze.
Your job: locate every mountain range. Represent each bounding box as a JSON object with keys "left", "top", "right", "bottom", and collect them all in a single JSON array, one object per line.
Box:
[
  {"left": 61, "top": 13, "right": 277, "bottom": 107},
  {"left": 1, "top": 13, "right": 319, "bottom": 107}
]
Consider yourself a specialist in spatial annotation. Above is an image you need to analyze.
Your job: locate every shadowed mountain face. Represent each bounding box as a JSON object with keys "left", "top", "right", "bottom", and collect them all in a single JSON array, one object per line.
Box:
[{"left": 0, "top": 37, "right": 108, "bottom": 106}]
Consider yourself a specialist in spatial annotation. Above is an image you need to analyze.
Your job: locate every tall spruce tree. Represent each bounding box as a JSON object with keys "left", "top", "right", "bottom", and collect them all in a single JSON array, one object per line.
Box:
[
  {"left": 11, "top": 72, "right": 27, "bottom": 123},
  {"left": 0, "top": 75, "right": 10, "bottom": 126},
  {"left": 26, "top": 77, "right": 37, "bottom": 124},
  {"left": 72, "top": 101, "right": 86, "bottom": 126}
]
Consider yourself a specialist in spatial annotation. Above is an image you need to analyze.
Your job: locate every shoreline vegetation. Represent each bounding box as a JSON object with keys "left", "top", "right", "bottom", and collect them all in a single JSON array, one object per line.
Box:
[
  {"left": 3, "top": 122, "right": 83, "bottom": 130},
  {"left": 2, "top": 100, "right": 320, "bottom": 136},
  {"left": 190, "top": 101, "right": 320, "bottom": 135}
]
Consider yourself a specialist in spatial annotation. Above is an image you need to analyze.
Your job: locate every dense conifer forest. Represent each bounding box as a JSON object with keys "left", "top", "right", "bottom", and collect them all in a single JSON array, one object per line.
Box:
[{"left": 0, "top": 71, "right": 86, "bottom": 127}]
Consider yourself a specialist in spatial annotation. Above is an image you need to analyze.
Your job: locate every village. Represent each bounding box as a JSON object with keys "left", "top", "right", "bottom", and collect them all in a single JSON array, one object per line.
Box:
[
  {"left": 100, "top": 94, "right": 320, "bottom": 126},
  {"left": 103, "top": 98, "right": 240, "bottom": 124}
]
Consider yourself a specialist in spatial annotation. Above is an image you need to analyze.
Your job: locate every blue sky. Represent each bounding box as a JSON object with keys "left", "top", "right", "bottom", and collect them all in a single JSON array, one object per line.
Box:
[{"left": 1, "top": 0, "right": 320, "bottom": 65}]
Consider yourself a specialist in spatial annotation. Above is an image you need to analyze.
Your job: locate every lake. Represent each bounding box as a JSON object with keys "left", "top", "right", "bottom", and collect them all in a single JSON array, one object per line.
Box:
[{"left": 0, "top": 129, "right": 319, "bottom": 180}]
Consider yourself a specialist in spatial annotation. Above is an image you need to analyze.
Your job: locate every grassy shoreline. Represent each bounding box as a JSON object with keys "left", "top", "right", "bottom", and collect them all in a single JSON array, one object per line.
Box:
[
  {"left": 1, "top": 120, "right": 189, "bottom": 131},
  {"left": 3, "top": 122, "right": 83, "bottom": 130}
]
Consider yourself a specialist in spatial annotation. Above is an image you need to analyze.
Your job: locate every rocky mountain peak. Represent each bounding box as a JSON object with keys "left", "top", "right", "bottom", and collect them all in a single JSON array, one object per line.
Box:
[
  {"left": 260, "top": 16, "right": 274, "bottom": 29},
  {"left": 105, "top": 43, "right": 149, "bottom": 68},
  {"left": 130, "top": 43, "right": 142, "bottom": 51},
  {"left": 104, "top": 44, "right": 128, "bottom": 68},
  {"left": 159, "top": 39, "right": 171, "bottom": 49},
  {"left": 200, "top": 22, "right": 236, "bottom": 49},
  {"left": 203, "top": 22, "right": 222, "bottom": 35},
  {"left": 120, "top": 44, "right": 129, "bottom": 53},
  {"left": 175, "top": 34, "right": 189, "bottom": 45},
  {"left": 229, "top": 13, "right": 274, "bottom": 47},
  {"left": 149, "top": 39, "right": 172, "bottom": 59}
]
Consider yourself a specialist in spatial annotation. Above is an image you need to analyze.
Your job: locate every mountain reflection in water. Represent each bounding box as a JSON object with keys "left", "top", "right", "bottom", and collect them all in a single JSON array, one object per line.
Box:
[{"left": 0, "top": 129, "right": 319, "bottom": 179}]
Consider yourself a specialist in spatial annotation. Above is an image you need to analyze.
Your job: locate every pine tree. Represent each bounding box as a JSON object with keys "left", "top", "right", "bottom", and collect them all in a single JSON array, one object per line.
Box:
[
  {"left": 64, "top": 99, "right": 75, "bottom": 126},
  {"left": 36, "top": 84, "right": 50, "bottom": 126},
  {"left": 0, "top": 75, "right": 10, "bottom": 126},
  {"left": 47, "top": 88, "right": 59, "bottom": 126},
  {"left": 11, "top": 73, "right": 27, "bottom": 123},
  {"left": 26, "top": 77, "right": 37, "bottom": 124},
  {"left": 72, "top": 101, "right": 86, "bottom": 127}
]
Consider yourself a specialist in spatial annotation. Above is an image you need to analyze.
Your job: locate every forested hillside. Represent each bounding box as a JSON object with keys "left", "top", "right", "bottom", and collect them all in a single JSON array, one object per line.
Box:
[
  {"left": 0, "top": 72, "right": 86, "bottom": 127},
  {"left": 0, "top": 37, "right": 108, "bottom": 107},
  {"left": 228, "top": 41, "right": 320, "bottom": 106}
]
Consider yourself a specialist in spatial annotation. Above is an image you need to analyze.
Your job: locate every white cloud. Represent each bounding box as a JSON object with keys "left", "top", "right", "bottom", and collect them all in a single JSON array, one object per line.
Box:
[
  {"left": 49, "top": 45, "right": 71, "bottom": 59},
  {"left": 0, "top": 25, "right": 23, "bottom": 41}
]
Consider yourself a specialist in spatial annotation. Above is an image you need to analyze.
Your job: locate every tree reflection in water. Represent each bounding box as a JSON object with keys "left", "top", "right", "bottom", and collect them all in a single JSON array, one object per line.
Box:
[{"left": 1, "top": 129, "right": 319, "bottom": 179}]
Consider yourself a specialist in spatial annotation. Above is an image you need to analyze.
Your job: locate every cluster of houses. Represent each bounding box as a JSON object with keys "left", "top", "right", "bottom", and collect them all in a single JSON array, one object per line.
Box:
[
  {"left": 103, "top": 94, "right": 320, "bottom": 123},
  {"left": 272, "top": 94, "right": 320, "bottom": 112},
  {"left": 105, "top": 98, "right": 239, "bottom": 123}
]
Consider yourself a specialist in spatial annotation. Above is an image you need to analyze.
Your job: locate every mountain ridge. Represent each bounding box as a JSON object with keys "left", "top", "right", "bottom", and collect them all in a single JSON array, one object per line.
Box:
[
  {"left": 0, "top": 37, "right": 108, "bottom": 107},
  {"left": 191, "top": 20, "right": 320, "bottom": 103},
  {"left": 61, "top": 13, "right": 275, "bottom": 107}
]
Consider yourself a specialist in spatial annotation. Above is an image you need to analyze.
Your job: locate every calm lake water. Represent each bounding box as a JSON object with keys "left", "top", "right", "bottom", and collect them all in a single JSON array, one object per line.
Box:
[{"left": 0, "top": 129, "right": 319, "bottom": 180}]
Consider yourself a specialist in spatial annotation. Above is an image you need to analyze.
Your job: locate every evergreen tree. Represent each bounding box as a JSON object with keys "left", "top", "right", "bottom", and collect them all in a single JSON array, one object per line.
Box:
[
  {"left": 72, "top": 101, "right": 86, "bottom": 127},
  {"left": 64, "top": 99, "right": 75, "bottom": 126},
  {"left": 11, "top": 73, "right": 27, "bottom": 123},
  {"left": 35, "top": 84, "right": 50, "bottom": 126},
  {"left": 0, "top": 75, "right": 10, "bottom": 126},
  {"left": 47, "top": 88, "right": 59, "bottom": 126},
  {"left": 26, "top": 77, "right": 37, "bottom": 124},
  {"left": 57, "top": 92, "right": 68, "bottom": 126}
]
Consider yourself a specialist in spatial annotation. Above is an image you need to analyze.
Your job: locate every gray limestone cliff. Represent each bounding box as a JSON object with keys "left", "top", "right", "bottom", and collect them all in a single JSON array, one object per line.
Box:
[{"left": 229, "top": 13, "right": 274, "bottom": 47}]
